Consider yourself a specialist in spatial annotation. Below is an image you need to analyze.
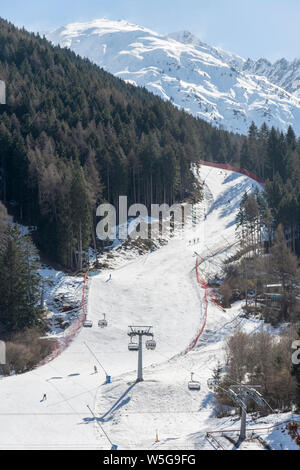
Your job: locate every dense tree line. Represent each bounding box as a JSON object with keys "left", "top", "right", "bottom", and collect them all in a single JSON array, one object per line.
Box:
[
  {"left": 0, "top": 221, "right": 43, "bottom": 335},
  {"left": 0, "top": 18, "right": 242, "bottom": 270},
  {"left": 219, "top": 119, "right": 300, "bottom": 324},
  {"left": 238, "top": 123, "right": 300, "bottom": 254},
  {"left": 221, "top": 196, "right": 300, "bottom": 325},
  {"left": 0, "top": 208, "right": 47, "bottom": 374},
  {"left": 2, "top": 18, "right": 300, "bottom": 271}
]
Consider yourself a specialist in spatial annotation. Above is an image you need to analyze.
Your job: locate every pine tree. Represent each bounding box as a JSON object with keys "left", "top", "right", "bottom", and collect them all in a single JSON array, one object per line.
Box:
[
  {"left": 240, "top": 141, "right": 250, "bottom": 170},
  {"left": 70, "top": 163, "right": 92, "bottom": 271},
  {"left": 247, "top": 122, "right": 259, "bottom": 173},
  {"left": 0, "top": 201, "right": 8, "bottom": 236},
  {"left": 212, "top": 361, "right": 223, "bottom": 383},
  {"left": 0, "top": 225, "right": 42, "bottom": 334},
  {"left": 286, "top": 125, "right": 296, "bottom": 151},
  {"left": 268, "top": 225, "right": 300, "bottom": 321}
]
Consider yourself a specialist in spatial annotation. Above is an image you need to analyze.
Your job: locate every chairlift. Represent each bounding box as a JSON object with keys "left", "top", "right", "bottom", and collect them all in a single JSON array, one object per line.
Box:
[
  {"left": 145, "top": 338, "right": 156, "bottom": 351},
  {"left": 98, "top": 313, "right": 108, "bottom": 329},
  {"left": 188, "top": 373, "right": 201, "bottom": 391},
  {"left": 207, "top": 378, "right": 219, "bottom": 392},
  {"left": 128, "top": 339, "right": 139, "bottom": 351},
  {"left": 83, "top": 320, "right": 93, "bottom": 328}
]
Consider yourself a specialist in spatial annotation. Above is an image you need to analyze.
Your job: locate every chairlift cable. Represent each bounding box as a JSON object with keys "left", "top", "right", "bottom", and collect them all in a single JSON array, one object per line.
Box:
[
  {"left": 84, "top": 342, "right": 108, "bottom": 377},
  {"left": 87, "top": 405, "right": 115, "bottom": 448}
]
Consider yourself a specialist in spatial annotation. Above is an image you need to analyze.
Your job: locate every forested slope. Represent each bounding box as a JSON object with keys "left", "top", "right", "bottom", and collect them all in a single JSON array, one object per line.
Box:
[
  {"left": 2, "top": 18, "right": 300, "bottom": 270},
  {"left": 0, "top": 18, "right": 241, "bottom": 269}
]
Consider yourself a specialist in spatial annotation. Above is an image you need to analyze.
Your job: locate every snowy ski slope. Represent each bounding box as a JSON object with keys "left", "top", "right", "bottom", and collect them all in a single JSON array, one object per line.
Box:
[{"left": 0, "top": 166, "right": 297, "bottom": 450}]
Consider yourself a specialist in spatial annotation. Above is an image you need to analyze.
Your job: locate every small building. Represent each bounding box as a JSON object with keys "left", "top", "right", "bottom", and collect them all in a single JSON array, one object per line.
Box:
[{"left": 259, "top": 284, "right": 283, "bottom": 309}]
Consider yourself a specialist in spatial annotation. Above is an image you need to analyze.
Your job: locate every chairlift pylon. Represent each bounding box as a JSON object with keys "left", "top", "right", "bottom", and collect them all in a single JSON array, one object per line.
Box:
[{"left": 188, "top": 373, "right": 201, "bottom": 391}]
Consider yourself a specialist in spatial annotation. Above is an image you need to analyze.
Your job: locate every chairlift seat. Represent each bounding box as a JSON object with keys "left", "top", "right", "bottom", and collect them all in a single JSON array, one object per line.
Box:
[
  {"left": 98, "top": 319, "right": 108, "bottom": 328},
  {"left": 207, "top": 378, "right": 219, "bottom": 392},
  {"left": 188, "top": 381, "right": 201, "bottom": 391},
  {"left": 146, "top": 339, "right": 156, "bottom": 351},
  {"left": 128, "top": 343, "right": 139, "bottom": 351},
  {"left": 83, "top": 320, "right": 93, "bottom": 328}
]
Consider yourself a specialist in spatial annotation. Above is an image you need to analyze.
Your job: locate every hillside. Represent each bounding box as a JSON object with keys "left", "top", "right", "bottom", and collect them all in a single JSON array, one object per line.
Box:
[
  {"left": 0, "top": 165, "right": 298, "bottom": 450},
  {"left": 0, "top": 18, "right": 242, "bottom": 269},
  {"left": 47, "top": 18, "right": 300, "bottom": 135},
  {"left": 243, "top": 57, "right": 300, "bottom": 100}
]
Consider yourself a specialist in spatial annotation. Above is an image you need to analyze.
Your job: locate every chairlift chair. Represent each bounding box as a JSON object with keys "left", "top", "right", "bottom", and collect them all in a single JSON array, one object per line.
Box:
[
  {"left": 207, "top": 378, "right": 219, "bottom": 392},
  {"left": 145, "top": 338, "right": 156, "bottom": 351},
  {"left": 188, "top": 373, "right": 201, "bottom": 391},
  {"left": 83, "top": 320, "right": 93, "bottom": 328},
  {"left": 128, "top": 339, "right": 139, "bottom": 351},
  {"left": 98, "top": 313, "right": 108, "bottom": 329}
]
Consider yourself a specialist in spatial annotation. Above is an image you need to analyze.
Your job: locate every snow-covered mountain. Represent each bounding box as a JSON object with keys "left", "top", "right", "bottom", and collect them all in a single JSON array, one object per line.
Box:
[
  {"left": 242, "top": 57, "right": 300, "bottom": 99},
  {"left": 47, "top": 19, "right": 300, "bottom": 135}
]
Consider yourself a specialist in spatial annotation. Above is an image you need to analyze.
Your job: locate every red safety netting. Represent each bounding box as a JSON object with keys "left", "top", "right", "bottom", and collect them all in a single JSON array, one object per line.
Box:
[
  {"left": 199, "top": 160, "right": 264, "bottom": 185},
  {"left": 185, "top": 259, "right": 209, "bottom": 353},
  {"left": 186, "top": 250, "right": 227, "bottom": 353},
  {"left": 37, "top": 271, "right": 89, "bottom": 367}
]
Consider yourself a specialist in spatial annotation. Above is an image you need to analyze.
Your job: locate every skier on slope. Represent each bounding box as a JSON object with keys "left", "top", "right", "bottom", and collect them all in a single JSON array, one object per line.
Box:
[
  {"left": 94, "top": 365, "right": 98, "bottom": 374},
  {"left": 42, "top": 393, "right": 47, "bottom": 402}
]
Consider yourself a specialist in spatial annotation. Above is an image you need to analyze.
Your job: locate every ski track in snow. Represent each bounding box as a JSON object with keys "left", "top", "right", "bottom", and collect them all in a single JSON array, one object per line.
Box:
[{"left": 0, "top": 166, "right": 298, "bottom": 450}]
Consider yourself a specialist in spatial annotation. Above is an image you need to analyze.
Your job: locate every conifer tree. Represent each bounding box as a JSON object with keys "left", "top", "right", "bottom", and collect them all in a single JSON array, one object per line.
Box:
[
  {"left": 268, "top": 225, "right": 300, "bottom": 321},
  {"left": 70, "top": 163, "right": 92, "bottom": 271},
  {"left": 0, "top": 225, "right": 42, "bottom": 334},
  {"left": 0, "top": 201, "right": 8, "bottom": 236}
]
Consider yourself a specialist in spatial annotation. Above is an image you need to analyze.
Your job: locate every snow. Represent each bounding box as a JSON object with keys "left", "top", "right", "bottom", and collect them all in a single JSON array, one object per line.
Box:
[
  {"left": 0, "top": 166, "right": 298, "bottom": 450},
  {"left": 39, "top": 265, "right": 83, "bottom": 337},
  {"left": 47, "top": 19, "right": 300, "bottom": 135},
  {"left": 243, "top": 57, "right": 300, "bottom": 100}
]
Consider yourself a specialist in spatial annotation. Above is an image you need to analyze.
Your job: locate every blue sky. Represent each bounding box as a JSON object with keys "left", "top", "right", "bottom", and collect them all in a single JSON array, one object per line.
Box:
[{"left": 1, "top": 0, "right": 300, "bottom": 61}]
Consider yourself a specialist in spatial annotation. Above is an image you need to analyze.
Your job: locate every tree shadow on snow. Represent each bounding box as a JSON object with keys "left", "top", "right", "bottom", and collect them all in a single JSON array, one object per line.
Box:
[
  {"left": 200, "top": 392, "right": 215, "bottom": 410},
  {"left": 81, "top": 382, "right": 138, "bottom": 426},
  {"left": 207, "top": 177, "right": 254, "bottom": 227},
  {"left": 223, "top": 172, "right": 241, "bottom": 185},
  {"left": 100, "top": 382, "right": 138, "bottom": 422}
]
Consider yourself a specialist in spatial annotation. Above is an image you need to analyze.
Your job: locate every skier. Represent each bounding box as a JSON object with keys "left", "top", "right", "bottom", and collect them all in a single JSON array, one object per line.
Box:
[
  {"left": 42, "top": 393, "right": 47, "bottom": 402},
  {"left": 94, "top": 365, "right": 98, "bottom": 374}
]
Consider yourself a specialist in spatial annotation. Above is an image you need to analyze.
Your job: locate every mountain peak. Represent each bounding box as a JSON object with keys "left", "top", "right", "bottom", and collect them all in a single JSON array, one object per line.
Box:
[
  {"left": 48, "top": 18, "right": 159, "bottom": 48},
  {"left": 46, "top": 19, "right": 300, "bottom": 135},
  {"left": 168, "top": 30, "right": 203, "bottom": 46}
]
